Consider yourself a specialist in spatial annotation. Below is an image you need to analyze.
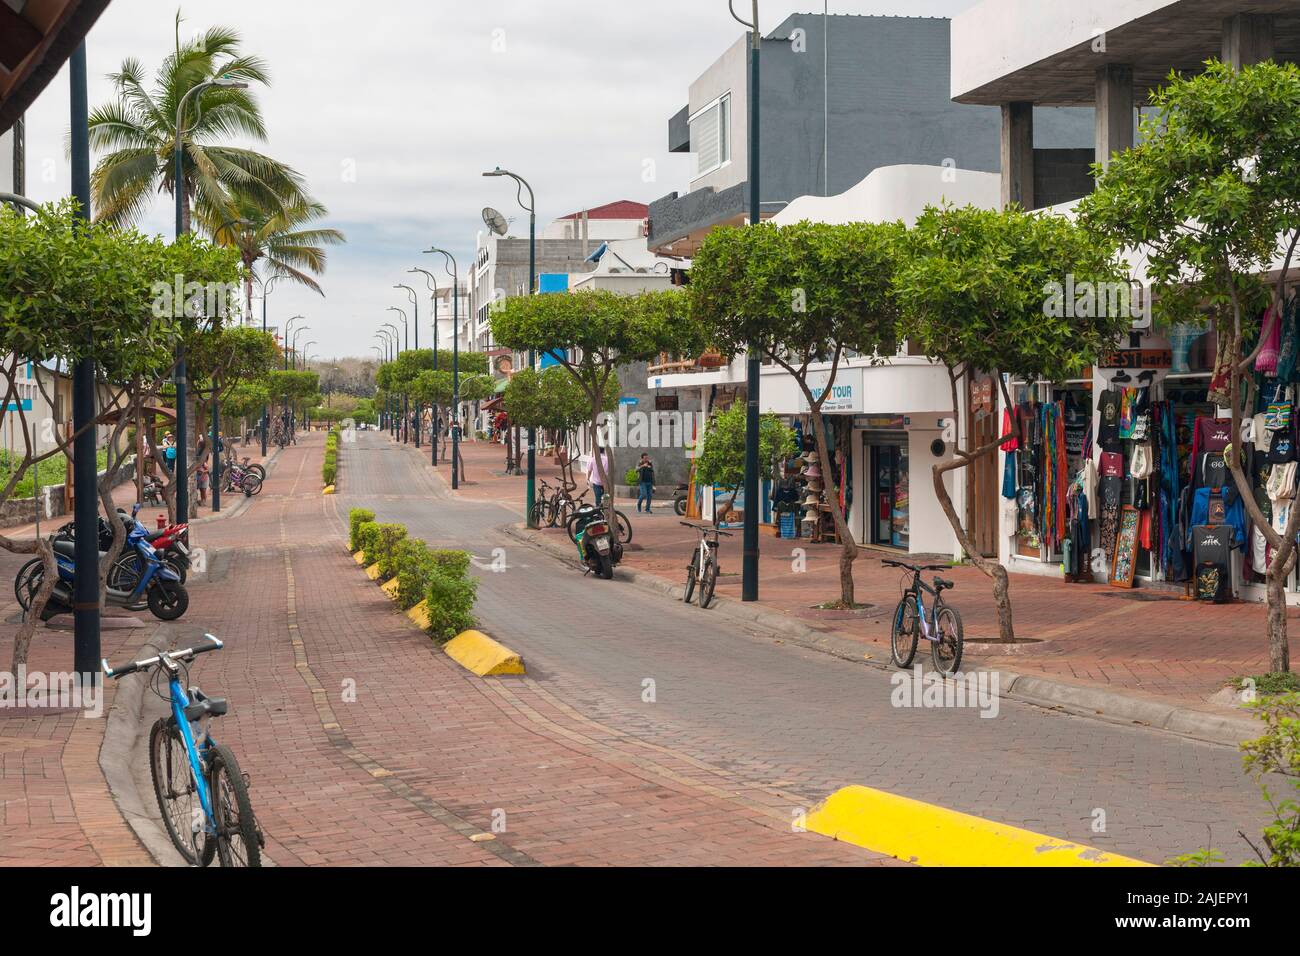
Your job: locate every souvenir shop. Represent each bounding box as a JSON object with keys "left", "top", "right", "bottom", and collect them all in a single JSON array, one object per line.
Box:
[
  {"left": 999, "top": 291, "right": 1300, "bottom": 603},
  {"left": 768, "top": 415, "right": 855, "bottom": 543}
]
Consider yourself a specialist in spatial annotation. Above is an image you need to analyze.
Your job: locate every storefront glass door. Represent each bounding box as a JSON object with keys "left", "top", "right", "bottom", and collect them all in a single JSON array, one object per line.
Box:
[{"left": 867, "top": 441, "right": 909, "bottom": 549}]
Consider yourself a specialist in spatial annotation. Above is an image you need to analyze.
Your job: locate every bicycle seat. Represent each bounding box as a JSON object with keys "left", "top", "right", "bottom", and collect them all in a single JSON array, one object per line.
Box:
[
  {"left": 183, "top": 695, "right": 228, "bottom": 721},
  {"left": 933, "top": 578, "right": 955, "bottom": 592}
]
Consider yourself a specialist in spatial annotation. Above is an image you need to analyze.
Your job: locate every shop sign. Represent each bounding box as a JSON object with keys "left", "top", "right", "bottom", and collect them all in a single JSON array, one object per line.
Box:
[
  {"left": 969, "top": 375, "right": 995, "bottom": 417},
  {"left": 854, "top": 415, "right": 907, "bottom": 429},
  {"left": 655, "top": 395, "right": 679, "bottom": 412},
  {"left": 1097, "top": 349, "right": 1172, "bottom": 371},
  {"left": 803, "top": 368, "right": 864, "bottom": 414}
]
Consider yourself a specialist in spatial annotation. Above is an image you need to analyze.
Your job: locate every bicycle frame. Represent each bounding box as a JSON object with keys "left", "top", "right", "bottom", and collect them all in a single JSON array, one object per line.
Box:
[
  {"left": 163, "top": 664, "right": 218, "bottom": 839},
  {"left": 904, "top": 573, "right": 944, "bottom": 644}
]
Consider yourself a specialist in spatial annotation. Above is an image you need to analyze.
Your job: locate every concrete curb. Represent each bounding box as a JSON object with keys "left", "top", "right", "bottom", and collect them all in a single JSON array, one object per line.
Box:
[
  {"left": 98, "top": 628, "right": 187, "bottom": 867},
  {"left": 500, "top": 522, "right": 1262, "bottom": 749}
]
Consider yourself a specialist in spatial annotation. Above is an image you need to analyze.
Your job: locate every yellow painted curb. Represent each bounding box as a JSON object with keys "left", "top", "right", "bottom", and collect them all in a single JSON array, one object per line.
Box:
[
  {"left": 365, "top": 563, "right": 384, "bottom": 581},
  {"left": 444, "top": 630, "right": 525, "bottom": 677},
  {"left": 381, "top": 578, "right": 401, "bottom": 600},
  {"left": 406, "top": 601, "right": 432, "bottom": 631},
  {"left": 804, "top": 785, "right": 1152, "bottom": 867},
  {"left": 353, "top": 551, "right": 367, "bottom": 565},
  {"left": 323, "top": 485, "right": 336, "bottom": 495}
]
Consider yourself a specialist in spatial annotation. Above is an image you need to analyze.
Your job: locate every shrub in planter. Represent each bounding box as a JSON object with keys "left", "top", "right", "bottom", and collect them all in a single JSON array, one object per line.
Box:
[
  {"left": 393, "top": 539, "right": 440, "bottom": 610},
  {"left": 424, "top": 566, "right": 478, "bottom": 643},
  {"left": 355, "top": 521, "right": 381, "bottom": 561},
  {"left": 370, "top": 524, "right": 408, "bottom": 578},
  {"left": 624, "top": 467, "right": 639, "bottom": 487},
  {"left": 349, "top": 509, "right": 376, "bottom": 551},
  {"left": 430, "top": 549, "right": 471, "bottom": 579}
]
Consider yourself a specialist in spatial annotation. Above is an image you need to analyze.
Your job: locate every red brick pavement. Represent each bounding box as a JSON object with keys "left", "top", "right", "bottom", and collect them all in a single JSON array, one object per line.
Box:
[
  {"left": 148, "top": 434, "right": 895, "bottom": 866},
  {"left": 410, "top": 433, "right": 1295, "bottom": 712}
]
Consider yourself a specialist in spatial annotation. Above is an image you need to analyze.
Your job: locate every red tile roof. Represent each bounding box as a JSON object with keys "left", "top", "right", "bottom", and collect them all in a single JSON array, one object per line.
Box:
[{"left": 559, "top": 200, "right": 649, "bottom": 221}]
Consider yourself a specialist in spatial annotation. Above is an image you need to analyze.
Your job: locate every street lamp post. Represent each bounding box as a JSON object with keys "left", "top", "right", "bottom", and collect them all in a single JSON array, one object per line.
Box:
[
  {"left": 409, "top": 268, "right": 441, "bottom": 466},
  {"left": 388, "top": 306, "right": 409, "bottom": 443},
  {"left": 382, "top": 321, "right": 400, "bottom": 437},
  {"left": 290, "top": 326, "right": 309, "bottom": 434},
  {"left": 374, "top": 331, "right": 393, "bottom": 429},
  {"left": 484, "top": 167, "right": 539, "bottom": 528},
  {"left": 173, "top": 74, "right": 248, "bottom": 522},
  {"left": 729, "top": 0, "right": 763, "bottom": 603},
  {"left": 301, "top": 342, "right": 317, "bottom": 430},
  {"left": 258, "top": 271, "right": 288, "bottom": 457},
  {"left": 396, "top": 284, "right": 420, "bottom": 448},
  {"left": 425, "top": 248, "right": 460, "bottom": 489}
]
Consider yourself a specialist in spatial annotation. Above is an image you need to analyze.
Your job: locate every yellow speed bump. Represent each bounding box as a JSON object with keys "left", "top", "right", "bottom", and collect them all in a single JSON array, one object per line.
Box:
[
  {"left": 380, "top": 578, "right": 401, "bottom": 600},
  {"left": 365, "top": 563, "right": 385, "bottom": 581},
  {"left": 353, "top": 551, "right": 367, "bottom": 564},
  {"left": 323, "top": 485, "right": 336, "bottom": 495},
  {"left": 444, "top": 630, "right": 525, "bottom": 677},
  {"left": 804, "top": 785, "right": 1151, "bottom": 867},
  {"left": 406, "top": 601, "right": 432, "bottom": 631}
]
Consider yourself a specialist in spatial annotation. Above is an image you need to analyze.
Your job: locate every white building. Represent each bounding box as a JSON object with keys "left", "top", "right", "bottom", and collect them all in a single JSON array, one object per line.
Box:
[{"left": 649, "top": 164, "right": 1002, "bottom": 555}]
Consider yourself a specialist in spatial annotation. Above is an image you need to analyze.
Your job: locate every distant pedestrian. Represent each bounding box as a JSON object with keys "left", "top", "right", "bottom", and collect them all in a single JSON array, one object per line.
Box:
[
  {"left": 196, "top": 461, "right": 210, "bottom": 505},
  {"left": 636, "top": 453, "right": 655, "bottom": 513},
  {"left": 587, "top": 446, "right": 612, "bottom": 506}
]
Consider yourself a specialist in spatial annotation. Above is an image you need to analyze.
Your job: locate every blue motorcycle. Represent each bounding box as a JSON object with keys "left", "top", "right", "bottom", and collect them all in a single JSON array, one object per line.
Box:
[{"left": 28, "top": 504, "right": 189, "bottom": 621}]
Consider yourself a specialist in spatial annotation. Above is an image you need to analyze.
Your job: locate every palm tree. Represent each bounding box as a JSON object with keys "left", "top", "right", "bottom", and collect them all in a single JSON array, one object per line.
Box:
[
  {"left": 87, "top": 12, "right": 309, "bottom": 231},
  {"left": 202, "top": 191, "right": 346, "bottom": 321}
]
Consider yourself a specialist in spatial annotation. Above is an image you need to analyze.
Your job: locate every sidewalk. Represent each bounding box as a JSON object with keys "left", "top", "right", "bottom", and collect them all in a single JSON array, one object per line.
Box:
[{"left": 400, "top": 432, "right": 1294, "bottom": 714}]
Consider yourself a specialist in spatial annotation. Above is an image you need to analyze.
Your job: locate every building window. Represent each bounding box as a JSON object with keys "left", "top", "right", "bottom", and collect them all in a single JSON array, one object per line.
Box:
[{"left": 690, "top": 92, "right": 731, "bottom": 178}]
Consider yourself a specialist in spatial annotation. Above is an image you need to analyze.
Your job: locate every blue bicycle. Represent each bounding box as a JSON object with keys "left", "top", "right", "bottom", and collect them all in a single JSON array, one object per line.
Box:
[
  {"left": 103, "top": 636, "right": 263, "bottom": 867},
  {"left": 885, "top": 560, "right": 964, "bottom": 676}
]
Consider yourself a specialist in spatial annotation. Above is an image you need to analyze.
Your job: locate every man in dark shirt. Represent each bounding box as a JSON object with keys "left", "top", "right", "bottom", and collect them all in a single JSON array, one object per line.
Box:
[{"left": 636, "top": 453, "right": 656, "bottom": 514}]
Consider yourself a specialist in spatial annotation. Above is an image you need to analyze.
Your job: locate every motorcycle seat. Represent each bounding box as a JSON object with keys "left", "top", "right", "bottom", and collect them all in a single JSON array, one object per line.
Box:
[{"left": 53, "top": 540, "right": 77, "bottom": 559}]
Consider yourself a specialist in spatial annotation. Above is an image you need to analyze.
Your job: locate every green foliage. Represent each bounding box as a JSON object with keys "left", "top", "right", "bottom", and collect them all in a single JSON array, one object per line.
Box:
[
  {"left": 1239, "top": 692, "right": 1300, "bottom": 867},
  {"left": 188, "top": 325, "right": 279, "bottom": 393},
  {"left": 391, "top": 538, "right": 436, "bottom": 610},
  {"left": 694, "top": 405, "right": 797, "bottom": 490},
  {"left": 410, "top": 368, "right": 496, "bottom": 407},
  {"left": 895, "top": 204, "right": 1128, "bottom": 384},
  {"left": 323, "top": 426, "right": 340, "bottom": 486},
  {"left": 0, "top": 448, "right": 108, "bottom": 500},
  {"left": 492, "top": 289, "right": 703, "bottom": 411},
  {"left": 424, "top": 563, "right": 478, "bottom": 643},
  {"left": 691, "top": 220, "right": 902, "bottom": 375},
  {"left": 355, "top": 520, "right": 380, "bottom": 560},
  {"left": 265, "top": 369, "right": 320, "bottom": 402},
  {"left": 351, "top": 398, "right": 377, "bottom": 425},
  {"left": 222, "top": 379, "right": 271, "bottom": 419},
  {"left": 348, "top": 508, "right": 375, "bottom": 552},
  {"left": 371, "top": 524, "right": 409, "bottom": 579},
  {"left": 1079, "top": 60, "right": 1300, "bottom": 328},
  {"left": 503, "top": 366, "right": 617, "bottom": 434}
]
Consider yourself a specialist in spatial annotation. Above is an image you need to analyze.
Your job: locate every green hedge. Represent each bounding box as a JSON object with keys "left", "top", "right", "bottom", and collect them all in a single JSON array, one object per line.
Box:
[
  {"left": 323, "top": 426, "right": 341, "bottom": 486},
  {"left": 366, "top": 524, "right": 407, "bottom": 574},
  {"left": 349, "top": 508, "right": 375, "bottom": 552},
  {"left": 353, "top": 516, "right": 478, "bottom": 642},
  {"left": 424, "top": 565, "right": 478, "bottom": 643}
]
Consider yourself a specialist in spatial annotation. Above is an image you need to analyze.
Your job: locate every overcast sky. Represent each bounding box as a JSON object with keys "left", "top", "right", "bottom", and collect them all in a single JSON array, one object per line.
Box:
[{"left": 21, "top": 0, "right": 976, "bottom": 360}]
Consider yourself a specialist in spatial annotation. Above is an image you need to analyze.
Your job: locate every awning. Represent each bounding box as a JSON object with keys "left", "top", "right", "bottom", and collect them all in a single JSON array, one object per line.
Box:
[{"left": 0, "top": 1, "right": 114, "bottom": 133}]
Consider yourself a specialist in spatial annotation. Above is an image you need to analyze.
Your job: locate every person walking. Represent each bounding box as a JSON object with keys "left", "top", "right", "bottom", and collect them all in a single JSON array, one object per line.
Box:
[
  {"left": 636, "top": 453, "right": 655, "bottom": 514},
  {"left": 587, "top": 445, "right": 612, "bottom": 506}
]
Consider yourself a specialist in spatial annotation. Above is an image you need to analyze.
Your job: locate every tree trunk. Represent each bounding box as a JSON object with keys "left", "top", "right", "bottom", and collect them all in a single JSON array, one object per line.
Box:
[
  {"left": 1265, "top": 558, "right": 1292, "bottom": 674},
  {"left": 12, "top": 539, "right": 57, "bottom": 672},
  {"left": 807, "top": 402, "right": 858, "bottom": 607},
  {"left": 932, "top": 454, "right": 1016, "bottom": 642}
]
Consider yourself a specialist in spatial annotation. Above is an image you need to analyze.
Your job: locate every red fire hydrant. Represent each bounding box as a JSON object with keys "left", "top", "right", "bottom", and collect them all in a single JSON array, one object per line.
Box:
[{"left": 157, "top": 515, "right": 167, "bottom": 530}]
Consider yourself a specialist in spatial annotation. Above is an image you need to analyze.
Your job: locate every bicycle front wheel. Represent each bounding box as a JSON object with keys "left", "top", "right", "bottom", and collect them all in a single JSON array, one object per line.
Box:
[
  {"left": 890, "top": 596, "right": 919, "bottom": 669},
  {"left": 932, "top": 604, "right": 964, "bottom": 676},
  {"left": 150, "top": 718, "right": 213, "bottom": 866},
  {"left": 698, "top": 554, "right": 718, "bottom": 609},
  {"left": 683, "top": 551, "right": 699, "bottom": 604},
  {"left": 208, "top": 744, "right": 262, "bottom": 868},
  {"left": 14, "top": 557, "right": 40, "bottom": 611}
]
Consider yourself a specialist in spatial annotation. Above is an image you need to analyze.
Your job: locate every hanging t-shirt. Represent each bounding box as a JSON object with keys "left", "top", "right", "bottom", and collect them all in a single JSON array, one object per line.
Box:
[
  {"left": 1063, "top": 392, "right": 1089, "bottom": 472},
  {"left": 1097, "top": 389, "right": 1122, "bottom": 449}
]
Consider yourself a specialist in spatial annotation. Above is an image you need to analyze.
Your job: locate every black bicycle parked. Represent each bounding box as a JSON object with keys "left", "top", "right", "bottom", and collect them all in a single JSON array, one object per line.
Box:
[{"left": 884, "top": 559, "right": 964, "bottom": 676}]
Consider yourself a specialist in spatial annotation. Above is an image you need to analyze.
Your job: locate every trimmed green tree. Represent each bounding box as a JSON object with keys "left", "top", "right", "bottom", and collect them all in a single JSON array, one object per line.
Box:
[
  {"left": 895, "top": 203, "right": 1128, "bottom": 643},
  {"left": 1078, "top": 60, "right": 1300, "bottom": 673},
  {"left": 694, "top": 403, "right": 797, "bottom": 517},
  {"left": 491, "top": 289, "right": 706, "bottom": 527},
  {"left": 690, "top": 220, "right": 901, "bottom": 607}
]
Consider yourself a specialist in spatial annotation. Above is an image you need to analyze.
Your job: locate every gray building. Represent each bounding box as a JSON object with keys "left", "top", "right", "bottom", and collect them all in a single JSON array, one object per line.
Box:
[{"left": 650, "top": 13, "right": 1095, "bottom": 254}]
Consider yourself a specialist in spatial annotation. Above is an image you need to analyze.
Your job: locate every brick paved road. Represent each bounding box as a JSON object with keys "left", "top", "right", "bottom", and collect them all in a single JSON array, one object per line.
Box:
[
  {"left": 171, "top": 433, "right": 883, "bottom": 866},
  {"left": 337, "top": 432, "right": 1272, "bottom": 865}
]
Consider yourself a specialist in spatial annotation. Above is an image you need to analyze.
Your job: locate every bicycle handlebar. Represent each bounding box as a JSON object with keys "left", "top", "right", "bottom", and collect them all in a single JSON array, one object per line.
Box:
[
  {"left": 680, "top": 521, "right": 733, "bottom": 537},
  {"left": 102, "top": 634, "right": 223, "bottom": 679},
  {"left": 882, "top": 559, "right": 950, "bottom": 573}
]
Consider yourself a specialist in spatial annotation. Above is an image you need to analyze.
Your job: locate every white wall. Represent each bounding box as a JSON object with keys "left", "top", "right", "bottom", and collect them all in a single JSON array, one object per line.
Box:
[
  {"left": 774, "top": 164, "right": 1001, "bottom": 228},
  {"left": 951, "top": 0, "right": 1179, "bottom": 100}
]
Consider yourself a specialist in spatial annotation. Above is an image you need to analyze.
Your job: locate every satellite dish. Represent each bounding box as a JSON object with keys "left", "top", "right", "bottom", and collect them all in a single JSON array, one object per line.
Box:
[{"left": 482, "top": 207, "right": 509, "bottom": 237}]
